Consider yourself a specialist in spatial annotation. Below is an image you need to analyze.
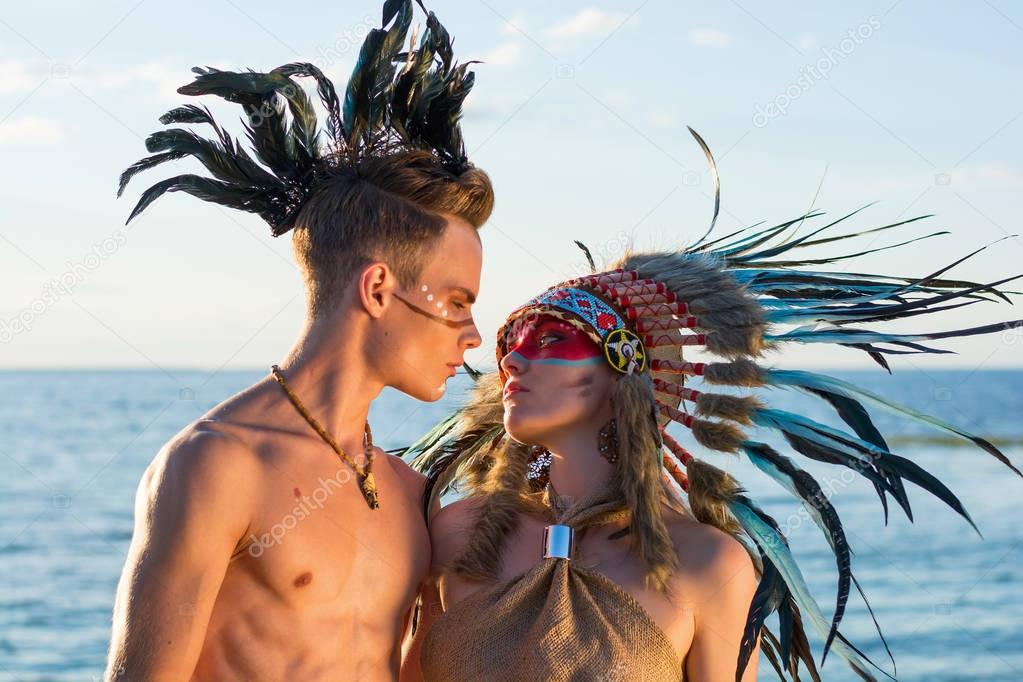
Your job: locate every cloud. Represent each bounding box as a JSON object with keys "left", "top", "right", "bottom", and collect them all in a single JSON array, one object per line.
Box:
[
  {"left": 482, "top": 41, "right": 524, "bottom": 66},
  {"left": 599, "top": 89, "right": 631, "bottom": 109},
  {"left": 502, "top": 13, "right": 529, "bottom": 36},
  {"left": 462, "top": 87, "right": 534, "bottom": 124},
  {"left": 73, "top": 62, "right": 184, "bottom": 99},
  {"left": 0, "top": 116, "right": 63, "bottom": 145},
  {"left": 648, "top": 108, "right": 679, "bottom": 129},
  {"left": 688, "top": 28, "right": 733, "bottom": 48},
  {"left": 0, "top": 59, "right": 44, "bottom": 94},
  {"left": 0, "top": 58, "right": 193, "bottom": 101},
  {"left": 948, "top": 163, "right": 1023, "bottom": 188},
  {"left": 545, "top": 8, "right": 636, "bottom": 40},
  {"left": 797, "top": 33, "right": 819, "bottom": 51},
  {"left": 863, "top": 163, "right": 1023, "bottom": 193}
]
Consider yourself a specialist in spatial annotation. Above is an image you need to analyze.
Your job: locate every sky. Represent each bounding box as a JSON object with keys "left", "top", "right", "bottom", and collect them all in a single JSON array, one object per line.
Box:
[{"left": 1, "top": 0, "right": 1022, "bottom": 373}]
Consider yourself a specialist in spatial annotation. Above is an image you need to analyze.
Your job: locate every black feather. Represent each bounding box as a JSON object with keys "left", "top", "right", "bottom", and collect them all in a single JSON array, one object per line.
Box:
[
  {"left": 124, "top": 174, "right": 272, "bottom": 225},
  {"left": 118, "top": 0, "right": 479, "bottom": 234},
  {"left": 737, "top": 547, "right": 785, "bottom": 680},
  {"left": 574, "top": 240, "right": 597, "bottom": 273},
  {"left": 744, "top": 442, "right": 853, "bottom": 663}
]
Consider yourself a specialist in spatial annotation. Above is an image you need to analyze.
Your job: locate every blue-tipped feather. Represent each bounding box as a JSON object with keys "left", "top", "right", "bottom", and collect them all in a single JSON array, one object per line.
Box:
[
  {"left": 716, "top": 204, "right": 881, "bottom": 261},
  {"left": 765, "top": 321, "right": 1023, "bottom": 355},
  {"left": 766, "top": 369, "right": 1023, "bottom": 478},
  {"left": 730, "top": 498, "right": 896, "bottom": 680},
  {"left": 750, "top": 408, "right": 981, "bottom": 534},
  {"left": 742, "top": 441, "right": 852, "bottom": 662},
  {"left": 742, "top": 441, "right": 899, "bottom": 670},
  {"left": 737, "top": 546, "right": 792, "bottom": 680}
]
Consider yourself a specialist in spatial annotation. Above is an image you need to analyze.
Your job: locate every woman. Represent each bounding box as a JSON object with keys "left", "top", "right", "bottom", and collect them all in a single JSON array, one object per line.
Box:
[
  {"left": 403, "top": 202, "right": 1023, "bottom": 681},
  {"left": 425, "top": 312, "right": 760, "bottom": 679}
]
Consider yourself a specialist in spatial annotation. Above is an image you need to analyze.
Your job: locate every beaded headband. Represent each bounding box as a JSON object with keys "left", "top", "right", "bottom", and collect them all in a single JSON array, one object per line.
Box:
[{"left": 497, "top": 285, "right": 648, "bottom": 376}]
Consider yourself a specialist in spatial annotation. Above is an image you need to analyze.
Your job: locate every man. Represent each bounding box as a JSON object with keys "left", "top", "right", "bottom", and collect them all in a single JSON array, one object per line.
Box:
[{"left": 105, "top": 2, "right": 493, "bottom": 679}]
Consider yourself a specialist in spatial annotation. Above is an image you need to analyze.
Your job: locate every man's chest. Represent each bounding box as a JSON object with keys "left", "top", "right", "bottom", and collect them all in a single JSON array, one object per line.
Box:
[{"left": 240, "top": 464, "right": 430, "bottom": 611}]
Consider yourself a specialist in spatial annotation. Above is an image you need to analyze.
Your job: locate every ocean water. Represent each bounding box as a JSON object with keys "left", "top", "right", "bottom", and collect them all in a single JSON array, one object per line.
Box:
[{"left": 0, "top": 369, "right": 1021, "bottom": 681}]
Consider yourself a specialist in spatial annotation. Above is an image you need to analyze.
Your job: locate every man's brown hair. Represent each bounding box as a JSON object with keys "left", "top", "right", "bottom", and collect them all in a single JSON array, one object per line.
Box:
[{"left": 292, "top": 150, "right": 494, "bottom": 316}]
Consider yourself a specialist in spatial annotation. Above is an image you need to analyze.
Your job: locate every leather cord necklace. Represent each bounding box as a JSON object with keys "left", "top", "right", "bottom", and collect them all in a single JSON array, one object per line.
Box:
[{"left": 270, "top": 365, "right": 380, "bottom": 510}]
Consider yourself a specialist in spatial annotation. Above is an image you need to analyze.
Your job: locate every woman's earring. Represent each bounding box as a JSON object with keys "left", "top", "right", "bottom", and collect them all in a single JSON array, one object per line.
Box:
[
  {"left": 598, "top": 419, "right": 619, "bottom": 464},
  {"left": 527, "top": 445, "right": 552, "bottom": 489}
]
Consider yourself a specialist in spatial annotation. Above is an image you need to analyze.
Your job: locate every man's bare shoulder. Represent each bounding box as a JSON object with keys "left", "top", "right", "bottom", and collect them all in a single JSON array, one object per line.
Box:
[
  {"left": 158, "top": 376, "right": 300, "bottom": 476},
  {"left": 383, "top": 452, "right": 427, "bottom": 492},
  {"left": 142, "top": 420, "right": 265, "bottom": 510}
]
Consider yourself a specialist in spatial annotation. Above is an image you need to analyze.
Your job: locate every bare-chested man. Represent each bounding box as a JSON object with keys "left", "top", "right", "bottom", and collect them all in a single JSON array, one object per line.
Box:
[
  {"left": 105, "top": 5, "right": 493, "bottom": 675},
  {"left": 106, "top": 162, "right": 492, "bottom": 680}
]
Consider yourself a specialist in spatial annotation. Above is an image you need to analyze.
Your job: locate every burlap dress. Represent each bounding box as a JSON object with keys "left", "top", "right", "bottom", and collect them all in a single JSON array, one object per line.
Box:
[{"left": 421, "top": 487, "right": 685, "bottom": 681}]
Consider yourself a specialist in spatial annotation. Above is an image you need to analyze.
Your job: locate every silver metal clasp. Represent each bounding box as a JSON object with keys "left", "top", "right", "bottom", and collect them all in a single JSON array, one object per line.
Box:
[{"left": 543, "top": 524, "right": 574, "bottom": 560}]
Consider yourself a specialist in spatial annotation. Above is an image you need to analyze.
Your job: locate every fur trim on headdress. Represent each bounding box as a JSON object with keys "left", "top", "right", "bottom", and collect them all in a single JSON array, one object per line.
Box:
[
  {"left": 685, "top": 458, "right": 744, "bottom": 536},
  {"left": 451, "top": 440, "right": 535, "bottom": 581},
  {"left": 619, "top": 252, "right": 766, "bottom": 358}
]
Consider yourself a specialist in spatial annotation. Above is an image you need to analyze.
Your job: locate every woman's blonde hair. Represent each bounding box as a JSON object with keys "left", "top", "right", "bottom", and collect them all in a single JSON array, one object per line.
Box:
[
  {"left": 421, "top": 246, "right": 773, "bottom": 591},
  {"left": 441, "top": 369, "right": 750, "bottom": 594}
]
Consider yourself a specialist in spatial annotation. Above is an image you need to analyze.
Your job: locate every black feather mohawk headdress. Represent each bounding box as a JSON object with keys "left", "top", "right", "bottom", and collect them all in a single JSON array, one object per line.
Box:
[{"left": 117, "top": 0, "right": 478, "bottom": 235}]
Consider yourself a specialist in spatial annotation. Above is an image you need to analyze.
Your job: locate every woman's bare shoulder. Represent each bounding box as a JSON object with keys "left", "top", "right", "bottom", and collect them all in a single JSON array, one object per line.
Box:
[{"left": 662, "top": 509, "right": 754, "bottom": 581}]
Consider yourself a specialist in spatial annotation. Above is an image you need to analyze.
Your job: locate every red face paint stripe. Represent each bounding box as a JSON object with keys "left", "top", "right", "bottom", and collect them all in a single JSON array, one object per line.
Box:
[{"left": 504, "top": 316, "right": 603, "bottom": 363}]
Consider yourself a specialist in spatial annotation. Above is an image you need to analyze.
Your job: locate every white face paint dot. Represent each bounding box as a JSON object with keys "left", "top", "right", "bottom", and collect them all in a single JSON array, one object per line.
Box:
[
  {"left": 442, "top": 310, "right": 449, "bottom": 317},
  {"left": 436, "top": 302, "right": 444, "bottom": 309},
  {"left": 426, "top": 294, "right": 434, "bottom": 301},
  {"left": 421, "top": 284, "right": 429, "bottom": 292}
]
